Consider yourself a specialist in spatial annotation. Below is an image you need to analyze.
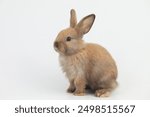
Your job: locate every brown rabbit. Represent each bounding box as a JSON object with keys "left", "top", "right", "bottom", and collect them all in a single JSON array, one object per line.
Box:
[{"left": 54, "top": 9, "right": 118, "bottom": 97}]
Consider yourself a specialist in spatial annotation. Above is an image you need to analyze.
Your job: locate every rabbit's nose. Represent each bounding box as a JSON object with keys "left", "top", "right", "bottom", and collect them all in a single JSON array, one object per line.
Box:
[{"left": 54, "top": 41, "right": 59, "bottom": 48}]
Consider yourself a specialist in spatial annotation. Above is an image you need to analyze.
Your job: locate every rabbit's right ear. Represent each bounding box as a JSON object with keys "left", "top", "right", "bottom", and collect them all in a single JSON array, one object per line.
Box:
[
  {"left": 75, "top": 14, "right": 95, "bottom": 35},
  {"left": 70, "top": 9, "right": 77, "bottom": 28}
]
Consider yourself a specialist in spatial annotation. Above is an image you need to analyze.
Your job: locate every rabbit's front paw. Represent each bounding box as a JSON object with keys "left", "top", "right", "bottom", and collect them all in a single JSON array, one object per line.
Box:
[
  {"left": 67, "top": 86, "right": 75, "bottom": 93},
  {"left": 73, "top": 90, "right": 85, "bottom": 96},
  {"left": 95, "top": 89, "right": 111, "bottom": 97}
]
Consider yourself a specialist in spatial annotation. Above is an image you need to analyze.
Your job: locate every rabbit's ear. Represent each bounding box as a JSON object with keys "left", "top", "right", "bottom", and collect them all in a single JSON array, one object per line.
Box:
[
  {"left": 70, "top": 9, "right": 77, "bottom": 28},
  {"left": 75, "top": 14, "right": 95, "bottom": 35}
]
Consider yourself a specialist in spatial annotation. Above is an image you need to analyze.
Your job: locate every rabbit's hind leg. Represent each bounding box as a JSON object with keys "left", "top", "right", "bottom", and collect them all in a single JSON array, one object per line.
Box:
[{"left": 95, "top": 80, "right": 118, "bottom": 97}]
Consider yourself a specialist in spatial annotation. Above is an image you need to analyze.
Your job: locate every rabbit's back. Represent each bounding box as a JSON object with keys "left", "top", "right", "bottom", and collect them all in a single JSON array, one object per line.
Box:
[{"left": 85, "top": 43, "right": 117, "bottom": 90}]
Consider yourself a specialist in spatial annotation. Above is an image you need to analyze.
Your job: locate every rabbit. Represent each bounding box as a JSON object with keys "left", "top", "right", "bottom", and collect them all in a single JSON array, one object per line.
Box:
[{"left": 54, "top": 9, "right": 118, "bottom": 97}]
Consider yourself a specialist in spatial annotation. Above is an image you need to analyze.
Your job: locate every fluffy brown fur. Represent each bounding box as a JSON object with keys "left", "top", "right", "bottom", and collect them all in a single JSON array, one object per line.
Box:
[{"left": 54, "top": 9, "right": 118, "bottom": 97}]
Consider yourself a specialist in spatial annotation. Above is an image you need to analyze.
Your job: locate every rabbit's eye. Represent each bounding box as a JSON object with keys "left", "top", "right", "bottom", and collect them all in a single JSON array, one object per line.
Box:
[{"left": 66, "top": 36, "right": 72, "bottom": 41}]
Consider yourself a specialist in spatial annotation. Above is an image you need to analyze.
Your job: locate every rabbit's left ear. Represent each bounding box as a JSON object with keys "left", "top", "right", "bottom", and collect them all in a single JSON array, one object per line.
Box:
[
  {"left": 75, "top": 14, "right": 95, "bottom": 35},
  {"left": 70, "top": 9, "right": 77, "bottom": 28}
]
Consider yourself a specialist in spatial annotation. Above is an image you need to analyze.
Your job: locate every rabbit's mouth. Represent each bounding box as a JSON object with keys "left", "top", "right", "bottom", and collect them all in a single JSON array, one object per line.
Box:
[
  {"left": 54, "top": 46, "right": 58, "bottom": 52},
  {"left": 54, "top": 46, "right": 63, "bottom": 55}
]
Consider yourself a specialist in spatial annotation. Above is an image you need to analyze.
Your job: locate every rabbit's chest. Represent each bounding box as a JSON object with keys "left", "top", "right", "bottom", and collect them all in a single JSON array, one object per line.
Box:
[{"left": 59, "top": 55, "right": 85, "bottom": 79}]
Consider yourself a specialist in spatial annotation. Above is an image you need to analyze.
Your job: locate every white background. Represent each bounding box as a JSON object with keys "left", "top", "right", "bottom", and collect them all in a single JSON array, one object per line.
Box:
[{"left": 0, "top": 0, "right": 150, "bottom": 99}]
